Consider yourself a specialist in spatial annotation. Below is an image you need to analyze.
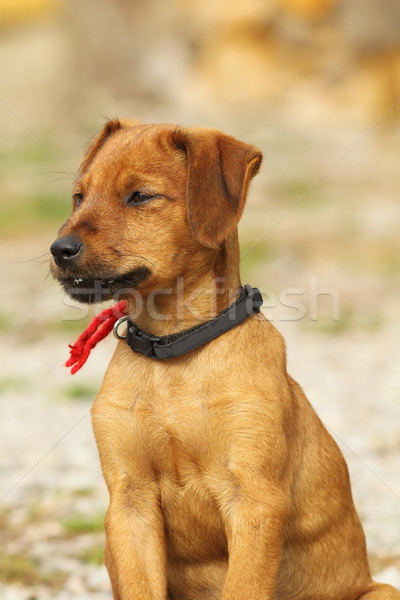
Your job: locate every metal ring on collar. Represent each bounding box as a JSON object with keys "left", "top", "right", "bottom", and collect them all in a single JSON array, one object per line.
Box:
[{"left": 113, "top": 316, "right": 130, "bottom": 340}]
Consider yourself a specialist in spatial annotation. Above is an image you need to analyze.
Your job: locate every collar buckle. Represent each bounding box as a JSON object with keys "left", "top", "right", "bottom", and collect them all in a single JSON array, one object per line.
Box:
[
  {"left": 244, "top": 284, "right": 263, "bottom": 313},
  {"left": 127, "top": 327, "right": 157, "bottom": 357}
]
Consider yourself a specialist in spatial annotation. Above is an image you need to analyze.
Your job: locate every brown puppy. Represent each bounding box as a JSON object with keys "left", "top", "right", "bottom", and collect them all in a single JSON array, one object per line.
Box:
[{"left": 51, "top": 121, "right": 399, "bottom": 600}]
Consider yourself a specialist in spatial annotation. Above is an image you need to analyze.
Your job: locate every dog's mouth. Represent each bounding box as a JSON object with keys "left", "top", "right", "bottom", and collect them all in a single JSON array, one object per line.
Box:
[{"left": 57, "top": 266, "right": 151, "bottom": 304}]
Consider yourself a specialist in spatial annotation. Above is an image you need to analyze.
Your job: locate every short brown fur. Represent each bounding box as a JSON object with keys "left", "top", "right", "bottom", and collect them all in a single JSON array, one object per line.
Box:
[{"left": 51, "top": 121, "right": 399, "bottom": 600}]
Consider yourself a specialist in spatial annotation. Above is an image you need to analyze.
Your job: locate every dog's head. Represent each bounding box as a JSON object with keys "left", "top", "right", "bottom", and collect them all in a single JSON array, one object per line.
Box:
[{"left": 50, "top": 120, "right": 262, "bottom": 303}]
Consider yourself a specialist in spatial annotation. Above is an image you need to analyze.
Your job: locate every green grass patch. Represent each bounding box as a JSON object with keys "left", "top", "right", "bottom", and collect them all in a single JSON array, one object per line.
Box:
[
  {"left": 49, "top": 316, "right": 92, "bottom": 335},
  {"left": 30, "top": 191, "right": 71, "bottom": 223},
  {"left": 0, "top": 552, "right": 63, "bottom": 586},
  {"left": 0, "top": 311, "right": 15, "bottom": 333},
  {"left": 62, "top": 382, "right": 98, "bottom": 402},
  {"left": 0, "top": 377, "right": 26, "bottom": 394},
  {"left": 0, "top": 192, "right": 71, "bottom": 237},
  {"left": 0, "top": 135, "right": 74, "bottom": 237},
  {"left": 74, "top": 487, "right": 95, "bottom": 497},
  {"left": 0, "top": 509, "right": 11, "bottom": 530},
  {"left": 380, "top": 255, "right": 400, "bottom": 278},
  {"left": 62, "top": 513, "right": 104, "bottom": 534},
  {"left": 240, "top": 241, "right": 272, "bottom": 278},
  {"left": 79, "top": 544, "right": 104, "bottom": 566},
  {"left": 279, "top": 178, "right": 322, "bottom": 208},
  {"left": 0, "top": 139, "right": 64, "bottom": 170},
  {"left": 307, "top": 309, "right": 384, "bottom": 335}
]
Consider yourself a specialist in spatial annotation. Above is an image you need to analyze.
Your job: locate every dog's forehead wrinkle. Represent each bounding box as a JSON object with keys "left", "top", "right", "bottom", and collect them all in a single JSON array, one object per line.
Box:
[
  {"left": 79, "top": 128, "right": 188, "bottom": 198},
  {"left": 108, "top": 126, "right": 183, "bottom": 162}
]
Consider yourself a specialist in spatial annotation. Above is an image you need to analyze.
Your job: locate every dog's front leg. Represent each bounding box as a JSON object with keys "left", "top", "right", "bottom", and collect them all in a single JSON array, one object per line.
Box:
[
  {"left": 220, "top": 482, "right": 288, "bottom": 600},
  {"left": 105, "top": 478, "right": 167, "bottom": 600}
]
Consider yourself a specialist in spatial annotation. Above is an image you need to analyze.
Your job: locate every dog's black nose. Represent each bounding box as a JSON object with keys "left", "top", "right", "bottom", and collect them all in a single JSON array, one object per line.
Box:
[{"left": 50, "top": 235, "right": 83, "bottom": 267}]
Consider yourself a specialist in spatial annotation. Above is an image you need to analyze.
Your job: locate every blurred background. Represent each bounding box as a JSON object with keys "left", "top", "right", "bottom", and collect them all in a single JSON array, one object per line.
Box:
[{"left": 0, "top": 0, "right": 399, "bottom": 598}]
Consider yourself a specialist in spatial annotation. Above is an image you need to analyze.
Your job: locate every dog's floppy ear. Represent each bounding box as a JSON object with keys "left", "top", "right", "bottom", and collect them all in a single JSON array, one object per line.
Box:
[
  {"left": 78, "top": 119, "right": 124, "bottom": 174},
  {"left": 173, "top": 128, "right": 262, "bottom": 248}
]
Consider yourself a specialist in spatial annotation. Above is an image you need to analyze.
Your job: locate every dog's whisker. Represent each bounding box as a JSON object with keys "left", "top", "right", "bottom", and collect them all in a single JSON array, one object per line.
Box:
[
  {"left": 16, "top": 252, "right": 51, "bottom": 264},
  {"left": 37, "top": 177, "right": 76, "bottom": 193},
  {"left": 40, "top": 170, "right": 76, "bottom": 177},
  {"left": 43, "top": 269, "right": 54, "bottom": 284}
]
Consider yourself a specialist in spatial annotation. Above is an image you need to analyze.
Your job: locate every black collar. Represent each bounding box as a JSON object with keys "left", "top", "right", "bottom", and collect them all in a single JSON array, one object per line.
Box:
[{"left": 113, "top": 285, "right": 263, "bottom": 360}]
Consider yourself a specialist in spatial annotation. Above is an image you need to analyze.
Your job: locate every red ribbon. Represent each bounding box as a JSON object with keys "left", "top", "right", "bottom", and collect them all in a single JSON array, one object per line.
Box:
[{"left": 65, "top": 300, "right": 128, "bottom": 374}]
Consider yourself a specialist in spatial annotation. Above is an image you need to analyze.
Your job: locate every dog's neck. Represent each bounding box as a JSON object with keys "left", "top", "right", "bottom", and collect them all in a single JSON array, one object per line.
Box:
[{"left": 127, "top": 233, "right": 242, "bottom": 336}]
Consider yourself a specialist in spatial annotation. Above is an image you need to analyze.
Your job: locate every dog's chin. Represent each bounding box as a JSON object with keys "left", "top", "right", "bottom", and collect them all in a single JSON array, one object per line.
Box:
[{"left": 59, "top": 266, "right": 151, "bottom": 304}]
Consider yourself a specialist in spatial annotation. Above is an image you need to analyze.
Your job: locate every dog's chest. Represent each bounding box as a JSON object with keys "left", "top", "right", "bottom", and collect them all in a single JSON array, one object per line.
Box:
[
  {"left": 95, "top": 358, "right": 230, "bottom": 478},
  {"left": 129, "top": 381, "right": 228, "bottom": 559},
  {"left": 132, "top": 382, "right": 209, "bottom": 480}
]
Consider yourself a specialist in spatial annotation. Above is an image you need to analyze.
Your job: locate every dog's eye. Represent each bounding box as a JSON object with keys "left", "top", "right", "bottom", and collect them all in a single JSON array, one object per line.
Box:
[
  {"left": 126, "top": 191, "right": 156, "bottom": 206},
  {"left": 73, "top": 193, "right": 84, "bottom": 207}
]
